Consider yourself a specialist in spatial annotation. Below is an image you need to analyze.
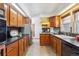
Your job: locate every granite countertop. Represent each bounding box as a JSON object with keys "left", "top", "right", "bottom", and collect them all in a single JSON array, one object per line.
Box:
[
  {"left": 0, "top": 34, "right": 29, "bottom": 46},
  {"left": 51, "top": 34, "right": 79, "bottom": 47},
  {"left": 5, "top": 36, "right": 21, "bottom": 45}
]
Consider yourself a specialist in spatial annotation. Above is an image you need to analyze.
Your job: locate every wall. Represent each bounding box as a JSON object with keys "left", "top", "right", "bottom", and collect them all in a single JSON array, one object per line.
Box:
[
  {"left": 32, "top": 16, "right": 42, "bottom": 39},
  {"left": 40, "top": 17, "right": 50, "bottom": 28}
]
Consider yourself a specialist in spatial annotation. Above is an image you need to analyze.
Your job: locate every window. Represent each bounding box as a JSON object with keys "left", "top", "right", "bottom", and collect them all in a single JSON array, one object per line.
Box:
[
  {"left": 74, "top": 11, "right": 79, "bottom": 33},
  {"left": 61, "top": 15, "right": 71, "bottom": 32}
]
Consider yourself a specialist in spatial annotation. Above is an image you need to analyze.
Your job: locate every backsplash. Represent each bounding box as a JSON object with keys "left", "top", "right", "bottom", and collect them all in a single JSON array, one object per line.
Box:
[
  {"left": 60, "top": 32, "right": 79, "bottom": 37},
  {"left": 50, "top": 27, "right": 60, "bottom": 34},
  {"left": 7, "top": 27, "right": 24, "bottom": 38}
]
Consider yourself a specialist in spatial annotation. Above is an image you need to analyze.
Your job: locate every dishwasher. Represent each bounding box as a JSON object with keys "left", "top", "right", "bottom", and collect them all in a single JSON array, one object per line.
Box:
[{"left": 62, "top": 40, "right": 79, "bottom": 56}]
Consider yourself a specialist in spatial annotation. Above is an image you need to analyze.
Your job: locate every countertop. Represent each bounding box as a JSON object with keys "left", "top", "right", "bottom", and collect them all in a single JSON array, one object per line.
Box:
[
  {"left": 0, "top": 34, "right": 29, "bottom": 45},
  {"left": 51, "top": 33, "right": 79, "bottom": 47}
]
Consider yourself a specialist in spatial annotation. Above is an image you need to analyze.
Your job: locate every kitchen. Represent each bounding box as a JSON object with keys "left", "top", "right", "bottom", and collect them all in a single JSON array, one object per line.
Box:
[{"left": 0, "top": 3, "right": 79, "bottom": 56}]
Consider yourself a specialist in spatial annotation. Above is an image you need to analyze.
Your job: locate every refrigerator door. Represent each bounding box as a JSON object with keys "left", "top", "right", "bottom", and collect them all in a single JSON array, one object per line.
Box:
[{"left": 23, "top": 24, "right": 32, "bottom": 35}]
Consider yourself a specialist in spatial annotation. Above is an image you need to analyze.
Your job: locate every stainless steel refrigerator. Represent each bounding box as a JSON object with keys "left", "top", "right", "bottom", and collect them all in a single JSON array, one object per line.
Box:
[{"left": 23, "top": 24, "right": 32, "bottom": 45}]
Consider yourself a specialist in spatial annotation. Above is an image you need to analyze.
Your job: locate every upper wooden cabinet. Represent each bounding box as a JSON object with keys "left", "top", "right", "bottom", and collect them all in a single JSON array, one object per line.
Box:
[
  {"left": 4, "top": 4, "right": 10, "bottom": 26},
  {"left": 49, "top": 16, "right": 60, "bottom": 27},
  {"left": 24, "top": 17, "right": 28, "bottom": 24},
  {"left": 22, "top": 16, "right": 27, "bottom": 25},
  {"left": 0, "top": 3, "right": 4, "bottom": 9},
  {"left": 4, "top": 3, "right": 30, "bottom": 27},
  {"left": 17, "top": 13, "right": 23, "bottom": 27},
  {"left": 9, "top": 8, "right": 18, "bottom": 27}
]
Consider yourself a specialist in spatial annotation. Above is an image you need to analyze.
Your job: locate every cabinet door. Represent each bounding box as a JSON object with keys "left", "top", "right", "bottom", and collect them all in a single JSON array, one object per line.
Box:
[
  {"left": 4, "top": 4, "right": 10, "bottom": 26},
  {"left": 7, "top": 48, "right": 18, "bottom": 56},
  {"left": 50, "top": 16, "right": 60, "bottom": 27},
  {"left": 26, "top": 36, "right": 29, "bottom": 47},
  {"left": 0, "top": 3, "right": 4, "bottom": 9},
  {"left": 24, "top": 17, "right": 27, "bottom": 24},
  {"left": 45, "top": 35, "right": 49, "bottom": 45},
  {"left": 49, "top": 17, "right": 54, "bottom": 27},
  {"left": 23, "top": 37, "right": 27, "bottom": 52},
  {"left": 40, "top": 34, "right": 49, "bottom": 46},
  {"left": 56, "top": 38, "right": 62, "bottom": 56},
  {"left": 10, "top": 8, "right": 17, "bottom": 27},
  {"left": 19, "top": 39, "right": 24, "bottom": 56},
  {"left": 55, "top": 16, "right": 60, "bottom": 27},
  {"left": 18, "top": 13, "right": 23, "bottom": 27},
  {"left": 51, "top": 37, "right": 54, "bottom": 48},
  {"left": 53, "top": 37, "right": 57, "bottom": 50},
  {"left": 40, "top": 34, "right": 46, "bottom": 46},
  {"left": 6, "top": 41, "right": 18, "bottom": 56}
]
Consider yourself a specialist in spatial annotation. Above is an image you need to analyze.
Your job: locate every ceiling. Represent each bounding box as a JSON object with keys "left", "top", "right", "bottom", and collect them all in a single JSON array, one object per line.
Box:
[{"left": 16, "top": 3, "right": 71, "bottom": 17}]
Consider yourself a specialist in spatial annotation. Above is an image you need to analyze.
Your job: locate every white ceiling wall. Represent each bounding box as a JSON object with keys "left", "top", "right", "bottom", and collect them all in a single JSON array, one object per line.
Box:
[{"left": 16, "top": 3, "right": 71, "bottom": 17}]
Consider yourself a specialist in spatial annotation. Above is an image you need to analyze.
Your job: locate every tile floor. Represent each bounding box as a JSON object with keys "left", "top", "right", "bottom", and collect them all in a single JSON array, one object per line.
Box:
[{"left": 25, "top": 39, "right": 56, "bottom": 56}]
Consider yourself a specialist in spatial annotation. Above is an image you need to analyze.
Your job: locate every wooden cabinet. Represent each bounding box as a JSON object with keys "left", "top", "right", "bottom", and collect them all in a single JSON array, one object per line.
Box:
[
  {"left": 49, "top": 16, "right": 60, "bottom": 27},
  {"left": 0, "top": 45, "right": 6, "bottom": 56},
  {"left": 50, "top": 35, "right": 53, "bottom": 48},
  {"left": 50, "top": 35, "right": 62, "bottom": 56},
  {"left": 25, "top": 35, "right": 29, "bottom": 47},
  {"left": 4, "top": 4, "right": 10, "bottom": 26},
  {"left": 10, "top": 8, "right": 18, "bottom": 27},
  {"left": 53, "top": 37, "right": 57, "bottom": 50},
  {"left": 18, "top": 38, "right": 24, "bottom": 56},
  {"left": 6, "top": 41, "right": 18, "bottom": 56},
  {"left": 22, "top": 17, "right": 26, "bottom": 25},
  {"left": 40, "top": 34, "right": 50, "bottom": 46},
  {"left": 56, "top": 38, "right": 62, "bottom": 56},
  {"left": 0, "top": 3, "right": 4, "bottom": 9},
  {"left": 23, "top": 36, "right": 29, "bottom": 53},
  {"left": 23, "top": 36, "right": 27, "bottom": 53},
  {"left": 22, "top": 16, "right": 25, "bottom": 26},
  {"left": 23, "top": 17, "right": 31, "bottom": 24},
  {"left": 18, "top": 35, "right": 29, "bottom": 56},
  {"left": 17, "top": 13, "right": 23, "bottom": 27}
]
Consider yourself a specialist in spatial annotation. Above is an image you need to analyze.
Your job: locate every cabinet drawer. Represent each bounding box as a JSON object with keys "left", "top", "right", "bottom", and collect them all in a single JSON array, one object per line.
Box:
[{"left": 7, "top": 41, "right": 18, "bottom": 53}]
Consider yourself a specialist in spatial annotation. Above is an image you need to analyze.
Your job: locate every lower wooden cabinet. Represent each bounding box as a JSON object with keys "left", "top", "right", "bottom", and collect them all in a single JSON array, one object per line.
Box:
[
  {"left": 7, "top": 48, "right": 18, "bottom": 56},
  {"left": 56, "top": 38, "right": 62, "bottom": 56},
  {"left": 6, "top": 41, "right": 18, "bottom": 56},
  {"left": 23, "top": 36, "right": 29, "bottom": 53},
  {"left": 18, "top": 38, "right": 24, "bottom": 56},
  {"left": 50, "top": 35, "right": 62, "bottom": 56},
  {"left": 53, "top": 37, "right": 57, "bottom": 50},
  {"left": 50, "top": 35, "right": 53, "bottom": 48},
  {"left": 5, "top": 35, "right": 29, "bottom": 56},
  {"left": 40, "top": 34, "right": 50, "bottom": 46},
  {"left": 18, "top": 36, "right": 29, "bottom": 56},
  {"left": 25, "top": 36, "right": 29, "bottom": 48}
]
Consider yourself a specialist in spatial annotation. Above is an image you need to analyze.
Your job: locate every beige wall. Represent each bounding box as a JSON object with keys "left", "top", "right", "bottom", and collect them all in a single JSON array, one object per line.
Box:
[{"left": 40, "top": 17, "right": 50, "bottom": 28}]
